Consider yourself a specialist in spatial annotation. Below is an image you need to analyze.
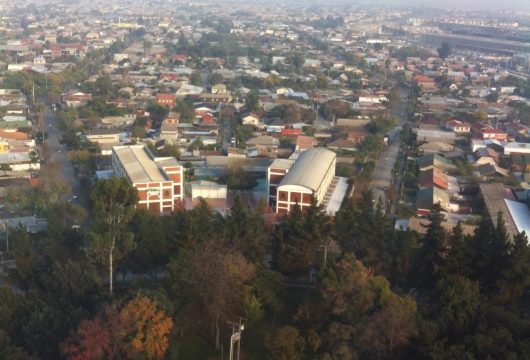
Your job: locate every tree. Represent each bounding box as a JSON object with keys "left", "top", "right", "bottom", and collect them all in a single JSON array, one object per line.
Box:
[
  {"left": 275, "top": 200, "right": 330, "bottom": 276},
  {"left": 334, "top": 198, "right": 358, "bottom": 252},
  {"left": 226, "top": 195, "right": 269, "bottom": 262},
  {"left": 0, "top": 163, "right": 10, "bottom": 176},
  {"left": 166, "top": 242, "right": 255, "bottom": 349},
  {"left": 265, "top": 326, "right": 305, "bottom": 360},
  {"left": 437, "top": 41, "right": 452, "bottom": 59},
  {"left": 436, "top": 275, "right": 480, "bottom": 339},
  {"left": 413, "top": 204, "right": 448, "bottom": 291},
  {"left": 245, "top": 90, "right": 259, "bottom": 112},
  {"left": 496, "top": 232, "right": 530, "bottom": 309},
  {"left": 5, "top": 225, "right": 39, "bottom": 292},
  {"left": 89, "top": 177, "right": 138, "bottom": 293},
  {"left": 28, "top": 151, "right": 39, "bottom": 171},
  {"left": 442, "top": 222, "right": 473, "bottom": 279},
  {"left": 359, "top": 294, "right": 418, "bottom": 359},
  {"left": 61, "top": 295, "right": 173, "bottom": 360},
  {"left": 119, "top": 296, "right": 173, "bottom": 359},
  {"left": 486, "top": 91, "right": 499, "bottom": 103}
]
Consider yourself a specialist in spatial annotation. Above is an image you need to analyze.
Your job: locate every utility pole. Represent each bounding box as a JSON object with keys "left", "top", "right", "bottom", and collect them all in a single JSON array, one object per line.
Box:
[
  {"left": 4, "top": 220, "right": 8, "bottom": 253},
  {"left": 228, "top": 319, "right": 245, "bottom": 360}
]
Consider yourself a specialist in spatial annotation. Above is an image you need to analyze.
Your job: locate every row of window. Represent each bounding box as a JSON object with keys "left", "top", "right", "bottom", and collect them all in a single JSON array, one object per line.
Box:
[{"left": 277, "top": 191, "right": 312, "bottom": 204}]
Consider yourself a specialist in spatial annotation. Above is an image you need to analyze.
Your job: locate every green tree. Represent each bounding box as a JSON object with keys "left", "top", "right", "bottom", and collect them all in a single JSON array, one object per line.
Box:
[
  {"left": 275, "top": 200, "right": 330, "bottom": 276},
  {"left": 245, "top": 90, "right": 259, "bottom": 112},
  {"left": 166, "top": 242, "right": 255, "bottom": 349},
  {"left": 89, "top": 177, "right": 138, "bottom": 293},
  {"left": 0, "top": 163, "right": 10, "bottom": 176},
  {"left": 5, "top": 225, "right": 39, "bottom": 292},
  {"left": 265, "top": 326, "right": 305, "bottom": 360},
  {"left": 436, "top": 275, "right": 480, "bottom": 339},
  {"left": 334, "top": 198, "right": 357, "bottom": 252},
  {"left": 413, "top": 204, "right": 447, "bottom": 290},
  {"left": 226, "top": 195, "right": 269, "bottom": 262}
]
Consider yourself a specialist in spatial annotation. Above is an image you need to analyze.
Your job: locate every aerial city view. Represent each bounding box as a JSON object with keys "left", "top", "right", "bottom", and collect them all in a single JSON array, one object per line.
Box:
[{"left": 1, "top": 0, "right": 530, "bottom": 358}]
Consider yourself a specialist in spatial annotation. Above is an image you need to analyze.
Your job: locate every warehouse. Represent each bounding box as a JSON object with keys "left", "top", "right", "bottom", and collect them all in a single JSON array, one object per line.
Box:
[{"left": 274, "top": 148, "right": 337, "bottom": 214}]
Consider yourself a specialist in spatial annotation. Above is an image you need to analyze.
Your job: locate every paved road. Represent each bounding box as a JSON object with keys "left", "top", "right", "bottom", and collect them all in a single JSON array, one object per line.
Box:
[
  {"left": 370, "top": 89, "right": 408, "bottom": 212},
  {"left": 43, "top": 109, "right": 89, "bottom": 210}
]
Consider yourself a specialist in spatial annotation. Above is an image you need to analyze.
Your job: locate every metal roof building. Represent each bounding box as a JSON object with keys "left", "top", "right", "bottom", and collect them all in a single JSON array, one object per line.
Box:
[
  {"left": 279, "top": 148, "right": 336, "bottom": 192},
  {"left": 275, "top": 148, "right": 341, "bottom": 214},
  {"left": 112, "top": 145, "right": 183, "bottom": 214}
]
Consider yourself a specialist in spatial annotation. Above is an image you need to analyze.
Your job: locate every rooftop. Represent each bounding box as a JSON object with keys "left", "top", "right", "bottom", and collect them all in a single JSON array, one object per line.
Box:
[
  {"left": 480, "top": 183, "right": 518, "bottom": 240},
  {"left": 113, "top": 145, "right": 175, "bottom": 184},
  {"left": 279, "top": 148, "right": 336, "bottom": 192}
]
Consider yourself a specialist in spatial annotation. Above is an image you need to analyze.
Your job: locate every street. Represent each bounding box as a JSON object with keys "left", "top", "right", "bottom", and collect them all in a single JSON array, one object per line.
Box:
[
  {"left": 370, "top": 89, "right": 409, "bottom": 214},
  {"left": 43, "top": 109, "right": 89, "bottom": 210}
]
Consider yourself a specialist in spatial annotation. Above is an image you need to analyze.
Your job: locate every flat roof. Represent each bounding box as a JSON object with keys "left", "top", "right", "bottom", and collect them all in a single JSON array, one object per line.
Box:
[
  {"left": 421, "top": 32, "right": 530, "bottom": 49},
  {"left": 269, "top": 158, "right": 294, "bottom": 171},
  {"left": 113, "top": 146, "right": 167, "bottom": 183},
  {"left": 325, "top": 176, "right": 348, "bottom": 215},
  {"left": 480, "top": 183, "right": 518, "bottom": 239}
]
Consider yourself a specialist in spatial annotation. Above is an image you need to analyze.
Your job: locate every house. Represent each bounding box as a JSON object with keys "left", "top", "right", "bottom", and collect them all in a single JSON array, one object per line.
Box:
[
  {"left": 477, "top": 163, "right": 509, "bottom": 178},
  {"left": 475, "top": 147, "right": 500, "bottom": 165},
  {"left": 160, "top": 112, "right": 180, "bottom": 144},
  {"left": 194, "top": 106, "right": 213, "bottom": 117},
  {"left": 156, "top": 93, "right": 176, "bottom": 108},
  {"left": 62, "top": 91, "right": 92, "bottom": 108},
  {"left": 417, "top": 153, "right": 456, "bottom": 171},
  {"left": 446, "top": 119, "right": 471, "bottom": 133},
  {"left": 246, "top": 135, "right": 279, "bottom": 156},
  {"left": 415, "top": 129, "right": 456, "bottom": 144},
  {"left": 510, "top": 154, "right": 530, "bottom": 172},
  {"left": 303, "top": 59, "right": 321, "bottom": 68},
  {"left": 504, "top": 142, "right": 530, "bottom": 155},
  {"left": 418, "top": 168, "right": 449, "bottom": 190},
  {"left": 211, "top": 84, "right": 227, "bottom": 95},
  {"left": 296, "top": 136, "right": 316, "bottom": 152},
  {"left": 347, "top": 131, "right": 368, "bottom": 144},
  {"left": 176, "top": 84, "right": 203, "bottom": 96},
  {"left": 472, "top": 125, "right": 508, "bottom": 141},
  {"left": 172, "top": 54, "right": 188, "bottom": 63},
  {"left": 281, "top": 128, "right": 302, "bottom": 137},
  {"left": 33, "top": 56, "right": 46, "bottom": 64},
  {"left": 418, "top": 142, "right": 454, "bottom": 153},
  {"left": 416, "top": 187, "right": 450, "bottom": 212},
  {"left": 101, "top": 114, "right": 135, "bottom": 126},
  {"left": 336, "top": 118, "right": 371, "bottom": 128},
  {"left": 327, "top": 138, "right": 358, "bottom": 152},
  {"left": 265, "top": 119, "right": 286, "bottom": 133},
  {"left": 413, "top": 74, "right": 437, "bottom": 90},
  {"left": 505, "top": 123, "right": 530, "bottom": 140},
  {"left": 84, "top": 128, "right": 121, "bottom": 145},
  {"left": 242, "top": 113, "right": 261, "bottom": 127}
]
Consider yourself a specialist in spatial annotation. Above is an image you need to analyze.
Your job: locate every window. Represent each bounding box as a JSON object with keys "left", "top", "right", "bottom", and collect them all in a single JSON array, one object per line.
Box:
[
  {"left": 278, "top": 191, "right": 288, "bottom": 201},
  {"left": 302, "top": 193, "right": 312, "bottom": 204},
  {"left": 290, "top": 192, "right": 301, "bottom": 203}
]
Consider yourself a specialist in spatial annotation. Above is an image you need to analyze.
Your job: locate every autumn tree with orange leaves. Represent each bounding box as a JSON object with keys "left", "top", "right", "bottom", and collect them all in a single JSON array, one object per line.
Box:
[{"left": 61, "top": 295, "right": 173, "bottom": 360}]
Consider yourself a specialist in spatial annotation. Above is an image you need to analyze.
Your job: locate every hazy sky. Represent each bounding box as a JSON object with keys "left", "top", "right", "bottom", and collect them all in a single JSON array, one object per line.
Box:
[{"left": 383, "top": 0, "right": 530, "bottom": 11}]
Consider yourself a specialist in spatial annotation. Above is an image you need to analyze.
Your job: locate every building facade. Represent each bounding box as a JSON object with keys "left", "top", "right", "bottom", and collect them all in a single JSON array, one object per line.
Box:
[
  {"left": 112, "top": 145, "right": 183, "bottom": 214},
  {"left": 267, "top": 148, "right": 336, "bottom": 214}
]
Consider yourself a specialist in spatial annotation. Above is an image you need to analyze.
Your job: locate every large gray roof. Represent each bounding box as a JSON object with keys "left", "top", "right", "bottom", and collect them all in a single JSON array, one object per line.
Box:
[{"left": 278, "top": 148, "right": 335, "bottom": 192}]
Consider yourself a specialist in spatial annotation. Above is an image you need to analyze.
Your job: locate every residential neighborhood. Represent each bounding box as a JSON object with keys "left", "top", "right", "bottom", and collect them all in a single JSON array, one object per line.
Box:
[{"left": 1, "top": 1, "right": 530, "bottom": 359}]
